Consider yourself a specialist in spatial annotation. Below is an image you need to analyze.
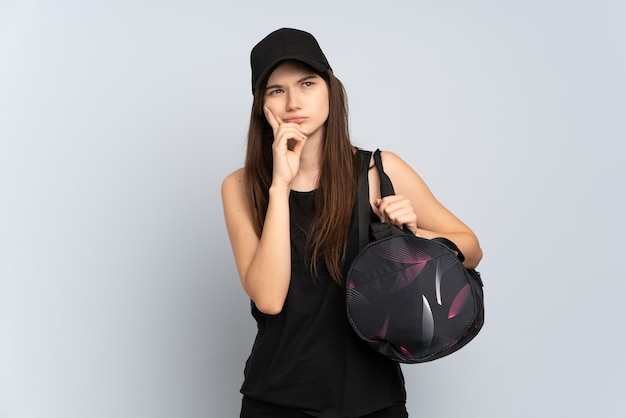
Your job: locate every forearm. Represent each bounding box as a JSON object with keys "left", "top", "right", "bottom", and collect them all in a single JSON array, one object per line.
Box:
[
  {"left": 414, "top": 228, "right": 483, "bottom": 269},
  {"left": 243, "top": 186, "right": 293, "bottom": 314}
]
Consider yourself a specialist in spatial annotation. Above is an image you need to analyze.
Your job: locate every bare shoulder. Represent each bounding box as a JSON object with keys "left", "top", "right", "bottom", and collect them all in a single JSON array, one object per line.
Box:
[
  {"left": 379, "top": 150, "right": 427, "bottom": 186},
  {"left": 221, "top": 167, "right": 251, "bottom": 216},
  {"left": 221, "top": 168, "right": 246, "bottom": 195}
]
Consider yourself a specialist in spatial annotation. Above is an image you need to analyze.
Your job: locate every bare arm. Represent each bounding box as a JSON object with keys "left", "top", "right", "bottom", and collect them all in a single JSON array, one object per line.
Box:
[
  {"left": 370, "top": 151, "right": 483, "bottom": 269},
  {"left": 221, "top": 170, "right": 293, "bottom": 315},
  {"left": 221, "top": 108, "right": 308, "bottom": 315}
]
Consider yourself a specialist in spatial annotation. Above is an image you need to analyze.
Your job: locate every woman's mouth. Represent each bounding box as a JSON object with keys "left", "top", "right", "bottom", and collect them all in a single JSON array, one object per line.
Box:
[{"left": 283, "top": 117, "right": 308, "bottom": 124}]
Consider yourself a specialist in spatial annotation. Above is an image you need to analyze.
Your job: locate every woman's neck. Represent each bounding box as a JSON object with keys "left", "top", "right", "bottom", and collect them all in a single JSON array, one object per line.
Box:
[{"left": 291, "top": 132, "right": 323, "bottom": 192}]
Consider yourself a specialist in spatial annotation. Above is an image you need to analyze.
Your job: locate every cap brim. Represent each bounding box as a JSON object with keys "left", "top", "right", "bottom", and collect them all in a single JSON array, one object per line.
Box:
[{"left": 253, "top": 56, "right": 330, "bottom": 92}]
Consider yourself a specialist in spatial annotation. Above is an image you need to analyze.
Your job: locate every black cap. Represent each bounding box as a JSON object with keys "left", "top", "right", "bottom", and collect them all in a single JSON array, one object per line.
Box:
[{"left": 250, "top": 28, "right": 331, "bottom": 93}]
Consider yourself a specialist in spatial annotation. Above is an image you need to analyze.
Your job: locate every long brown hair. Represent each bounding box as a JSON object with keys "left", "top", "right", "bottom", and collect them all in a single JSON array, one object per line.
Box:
[{"left": 244, "top": 68, "right": 360, "bottom": 285}]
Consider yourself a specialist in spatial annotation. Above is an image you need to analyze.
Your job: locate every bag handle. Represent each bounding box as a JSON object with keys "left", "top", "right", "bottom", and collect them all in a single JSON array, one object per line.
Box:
[
  {"left": 357, "top": 149, "right": 405, "bottom": 248},
  {"left": 357, "top": 150, "right": 373, "bottom": 249},
  {"left": 431, "top": 237, "right": 466, "bottom": 263},
  {"left": 373, "top": 149, "right": 395, "bottom": 198},
  {"left": 367, "top": 149, "right": 466, "bottom": 263}
]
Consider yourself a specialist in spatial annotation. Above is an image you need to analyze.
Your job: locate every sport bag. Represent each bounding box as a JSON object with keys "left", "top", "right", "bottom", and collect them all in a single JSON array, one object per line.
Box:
[{"left": 346, "top": 149, "right": 485, "bottom": 363}]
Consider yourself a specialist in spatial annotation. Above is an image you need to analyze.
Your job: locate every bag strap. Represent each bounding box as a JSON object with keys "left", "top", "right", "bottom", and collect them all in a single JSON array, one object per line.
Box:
[
  {"left": 357, "top": 150, "right": 373, "bottom": 249},
  {"left": 357, "top": 149, "right": 405, "bottom": 248},
  {"left": 366, "top": 149, "right": 467, "bottom": 263},
  {"left": 432, "top": 237, "right": 466, "bottom": 263},
  {"left": 357, "top": 148, "right": 404, "bottom": 248},
  {"left": 373, "top": 149, "right": 395, "bottom": 198}
]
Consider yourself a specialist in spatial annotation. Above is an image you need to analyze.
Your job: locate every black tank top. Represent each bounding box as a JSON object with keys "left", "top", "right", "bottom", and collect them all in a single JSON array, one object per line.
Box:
[{"left": 240, "top": 189, "right": 406, "bottom": 417}]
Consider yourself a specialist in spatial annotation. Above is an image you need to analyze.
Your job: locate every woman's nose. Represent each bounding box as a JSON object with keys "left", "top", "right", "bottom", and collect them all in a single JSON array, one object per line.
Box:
[{"left": 286, "top": 92, "right": 302, "bottom": 111}]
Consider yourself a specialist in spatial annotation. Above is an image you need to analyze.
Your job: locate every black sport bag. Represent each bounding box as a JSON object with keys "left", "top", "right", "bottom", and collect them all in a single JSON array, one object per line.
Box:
[{"left": 346, "top": 149, "right": 485, "bottom": 363}]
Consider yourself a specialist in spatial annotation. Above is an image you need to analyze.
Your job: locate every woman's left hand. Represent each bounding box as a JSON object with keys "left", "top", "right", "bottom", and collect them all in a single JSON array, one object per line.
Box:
[{"left": 374, "top": 195, "right": 419, "bottom": 235}]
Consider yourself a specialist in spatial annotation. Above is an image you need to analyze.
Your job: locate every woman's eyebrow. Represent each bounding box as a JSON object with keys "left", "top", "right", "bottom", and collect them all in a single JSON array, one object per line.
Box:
[
  {"left": 298, "top": 74, "right": 319, "bottom": 83},
  {"left": 266, "top": 74, "right": 320, "bottom": 91},
  {"left": 265, "top": 83, "right": 283, "bottom": 91}
]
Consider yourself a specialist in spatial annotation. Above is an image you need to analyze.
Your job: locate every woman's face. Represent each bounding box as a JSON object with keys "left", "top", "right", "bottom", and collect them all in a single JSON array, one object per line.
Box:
[{"left": 263, "top": 60, "right": 330, "bottom": 139}]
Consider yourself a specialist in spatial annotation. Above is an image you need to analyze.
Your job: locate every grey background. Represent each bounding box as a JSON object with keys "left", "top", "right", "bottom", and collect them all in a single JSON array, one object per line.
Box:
[{"left": 1, "top": 0, "right": 624, "bottom": 417}]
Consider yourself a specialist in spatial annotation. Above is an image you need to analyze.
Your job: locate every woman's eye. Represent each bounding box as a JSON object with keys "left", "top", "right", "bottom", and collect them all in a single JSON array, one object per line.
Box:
[
  {"left": 303, "top": 81, "right": 313, "bottom": 87},
  {"left": 269, "top": 88, "right": 283, "bottom": 95}
]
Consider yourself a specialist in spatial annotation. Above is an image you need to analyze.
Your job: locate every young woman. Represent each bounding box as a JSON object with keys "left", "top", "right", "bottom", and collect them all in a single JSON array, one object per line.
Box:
[{"left": 222, "top": 28, "right": 482, "bottom": 418}]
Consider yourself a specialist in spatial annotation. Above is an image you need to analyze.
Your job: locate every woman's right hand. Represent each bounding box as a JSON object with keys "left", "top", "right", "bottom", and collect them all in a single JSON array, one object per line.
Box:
[{"left": 264, "top": 106, "right": 308, "bottom": 189}]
